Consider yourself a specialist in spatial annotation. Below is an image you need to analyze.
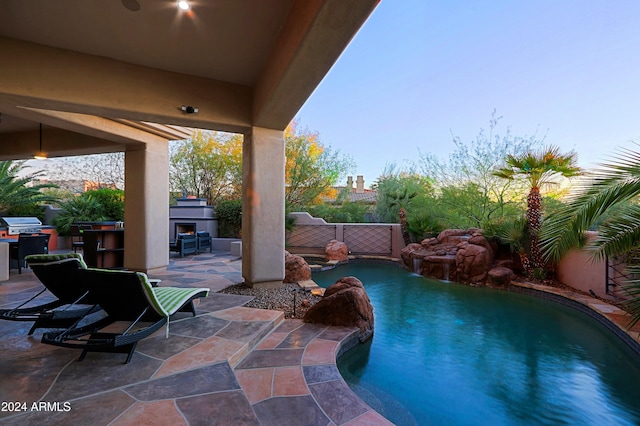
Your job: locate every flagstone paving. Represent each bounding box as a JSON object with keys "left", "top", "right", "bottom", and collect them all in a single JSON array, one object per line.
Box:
[{"left": 0, "top": 251, "right": 392, "bottom": 425}]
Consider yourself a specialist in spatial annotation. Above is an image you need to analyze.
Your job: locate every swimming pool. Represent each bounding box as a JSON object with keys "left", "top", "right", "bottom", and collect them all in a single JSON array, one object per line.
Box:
[{"left": 313, "top": 263, "right": 640, "bottom": 426}]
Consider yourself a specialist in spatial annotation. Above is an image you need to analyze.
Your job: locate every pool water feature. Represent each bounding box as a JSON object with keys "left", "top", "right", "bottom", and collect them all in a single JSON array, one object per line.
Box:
[{"left": 313, "top": 263, "right": 640, "bottom": 426}]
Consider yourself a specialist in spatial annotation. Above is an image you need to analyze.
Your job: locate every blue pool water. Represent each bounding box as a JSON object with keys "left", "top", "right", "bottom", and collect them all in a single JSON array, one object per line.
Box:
[{"left": 313, "top": 263, "right": 640, "bottom": 426}]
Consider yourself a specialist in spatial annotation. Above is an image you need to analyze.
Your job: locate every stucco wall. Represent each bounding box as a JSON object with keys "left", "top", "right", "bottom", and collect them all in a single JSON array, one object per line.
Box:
[{"left": 557, "top": 232, "right": 607, "bottom": 297}]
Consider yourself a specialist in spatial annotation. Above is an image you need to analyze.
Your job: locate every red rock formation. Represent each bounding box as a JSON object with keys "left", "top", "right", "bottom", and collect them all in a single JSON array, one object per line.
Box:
[
  {"left": 303, "top": 276, "right": 374, "bottom": 342},
  {"left": 487, "top": 267, "right": 515, "bottom": 287},
  {"left": 284, "top": 251, "right": 311, "bottom": 283},
  {"left": 325, "top": 239, "right": 348, "bottom": 262}
]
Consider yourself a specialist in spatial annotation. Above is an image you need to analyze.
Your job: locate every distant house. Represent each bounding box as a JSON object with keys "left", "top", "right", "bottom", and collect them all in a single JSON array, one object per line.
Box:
[{"left": 324, "top": 175, "right": 378, "bottom": 205}]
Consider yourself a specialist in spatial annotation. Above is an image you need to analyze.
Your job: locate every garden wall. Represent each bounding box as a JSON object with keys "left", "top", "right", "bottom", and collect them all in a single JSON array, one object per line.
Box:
[
  {"left": 286, "top": 212, "right": 404, "bottom": 258},
  {"left": 557, "top": 231, "right": 607, "bottom": 297}
]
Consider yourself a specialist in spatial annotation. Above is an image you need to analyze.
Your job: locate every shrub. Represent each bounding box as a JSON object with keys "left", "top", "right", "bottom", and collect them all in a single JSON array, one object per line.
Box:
[
  {"left": 88, "top": 188, "right": 124, "bottom": 221},
  {"left": 6, "top": 203, "right": 45, "bottom": 221},
  {"left": 217, "top": 199, "right": 242, "bottom": 238},
  {"left": 54, "top": 196, "right": 106, "bottom": 236},
  {"left": 306, "top": 202, "right": 372, "bottom": 223},
  {"left": 54, "top": 188, "right": 124, "bottom": 236}
]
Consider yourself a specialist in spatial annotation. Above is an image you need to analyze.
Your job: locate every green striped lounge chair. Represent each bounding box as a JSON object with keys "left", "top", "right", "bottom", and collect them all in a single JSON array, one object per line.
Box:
[
  {"left": 41, "top": 268, "right": 209, "bottom": 363},
  {"left": 0, "top": 253, "right": 100, "bottom": 335}
]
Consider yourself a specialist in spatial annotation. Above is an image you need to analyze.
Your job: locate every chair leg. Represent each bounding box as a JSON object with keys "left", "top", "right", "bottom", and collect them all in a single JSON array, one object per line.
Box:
[
  {"left": 124, "top": 343, "right": 138, "bottom": 364},
  {"left": 27, "top": 323, "right": 37, "bottom": 335}
]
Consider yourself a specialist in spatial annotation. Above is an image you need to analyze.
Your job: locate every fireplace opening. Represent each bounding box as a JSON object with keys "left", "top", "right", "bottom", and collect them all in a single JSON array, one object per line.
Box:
[{"left": 175, "top": 222, "right": 196, "bottom": 236}]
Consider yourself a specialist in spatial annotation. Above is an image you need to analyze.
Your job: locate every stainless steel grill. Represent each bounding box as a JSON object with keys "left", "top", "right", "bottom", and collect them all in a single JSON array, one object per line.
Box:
[{"left": 0, "top": 217, "right": 43, "bottom": 235}]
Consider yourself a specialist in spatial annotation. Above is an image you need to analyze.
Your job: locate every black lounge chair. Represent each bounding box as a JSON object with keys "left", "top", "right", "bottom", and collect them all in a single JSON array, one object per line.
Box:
[
  {"left": 0, "top": 253, "right": 99, "bottom": 335},
  {"left": 41, "top": 268, "right": 209, "bottom": 363}
]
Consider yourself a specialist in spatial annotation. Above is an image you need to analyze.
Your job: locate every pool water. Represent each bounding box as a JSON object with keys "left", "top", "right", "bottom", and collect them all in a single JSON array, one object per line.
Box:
[{"left": 313, "top": 263, "right": 640, "bottom": 426}]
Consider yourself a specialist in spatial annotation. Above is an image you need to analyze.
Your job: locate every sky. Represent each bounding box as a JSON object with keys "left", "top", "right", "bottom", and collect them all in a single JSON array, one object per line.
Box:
[{"left": 296, "top": 0, "right": 640, "bottom": 188}]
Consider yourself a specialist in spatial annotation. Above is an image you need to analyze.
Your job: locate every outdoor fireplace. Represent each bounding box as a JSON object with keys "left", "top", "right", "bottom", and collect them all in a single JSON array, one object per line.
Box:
[
  {"left": 169, "top": 198, "right": 217, "bottom": 240},
  {"left": 175, "top": 222, "right": 196, "bottom": 236}
]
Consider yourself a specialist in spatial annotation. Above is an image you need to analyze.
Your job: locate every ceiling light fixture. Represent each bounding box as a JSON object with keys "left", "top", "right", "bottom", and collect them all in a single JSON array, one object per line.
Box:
[
  {"left": 177, "top": 0, "right": 190, "bottom": 11},
  {"left": 33, "top": 123, "right": 48, "bottom": 160},
  {"left": 181, "top": 105, "right": 199, "bottom": 114}
]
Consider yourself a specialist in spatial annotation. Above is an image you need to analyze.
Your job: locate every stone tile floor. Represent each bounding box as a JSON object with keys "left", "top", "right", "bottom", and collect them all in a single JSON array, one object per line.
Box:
[{"left": 0, "top": 252, "right": 391, "bottom": 425}]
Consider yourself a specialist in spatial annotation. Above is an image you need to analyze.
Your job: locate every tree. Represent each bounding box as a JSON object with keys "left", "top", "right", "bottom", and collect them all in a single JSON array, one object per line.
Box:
[
  {"left": 44, "top": 152, "right": 125, "bottom": 190},
  {"left": 285, "top": 121, "right": 354, "bottom": 209},
  {"left": 419, "top": 111, "right": 543, "bottom": 227},
  {"left": 540, "top": 147, "right": 640, "bottom": 264},
  {"left": 0, "top": 161, "right": 57, "bottom": 215},
  {"left": 494, "top": 146, "right": 581, "bottom": 272},
  {"left": 539, "top": 146, "right": 640, "bottom": 327},
  {"left": 170, "top": 130, "right": 242, "bottom": 205},
  {"left": 374, "top": 166, "right": 435, "bottom": 243}
]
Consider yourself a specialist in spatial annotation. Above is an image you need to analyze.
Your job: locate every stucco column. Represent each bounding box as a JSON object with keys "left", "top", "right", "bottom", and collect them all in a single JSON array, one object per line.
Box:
[
  {"left": 242, "top": 126, "right": 285, "bottom": 288},
  {"left": 123, "top": 141, "right": 170, "bottom": 273}
]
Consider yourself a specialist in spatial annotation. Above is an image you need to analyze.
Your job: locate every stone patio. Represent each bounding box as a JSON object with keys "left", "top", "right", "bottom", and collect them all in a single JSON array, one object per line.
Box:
[{"left": 0, "top": 251, "right": 391, "bottom": 425}]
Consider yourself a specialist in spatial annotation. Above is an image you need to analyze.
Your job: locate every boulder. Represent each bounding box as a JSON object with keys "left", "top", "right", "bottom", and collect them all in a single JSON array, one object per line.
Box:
[
  {"left": 400, "top": 243, "right": 427, "bottom": 272},
  {"left": 487, "top": 267, "right": 515, "bottom": 287},
  {"left": 468, "top": 234, "right": 495, "bottom": 267},
  {"left": 455, "top": 242, "right": 491, "bottom": 284},
  {"left": 284, "top": 252, "right": 311, "bottom": 283},
  {"left": 325, "top": 239, "right": 348, "bottom": 262},
  {"left": 437, "top": 229, "right": 468, "bottom": 245},
  {"left": 303, "top": 276, "right": 374, "bottom": 342}
]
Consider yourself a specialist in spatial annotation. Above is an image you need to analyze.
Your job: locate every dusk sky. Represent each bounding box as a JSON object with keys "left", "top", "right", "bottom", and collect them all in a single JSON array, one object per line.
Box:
[{"left": 297, "top": 0, "right": 640, "bottom": 187}]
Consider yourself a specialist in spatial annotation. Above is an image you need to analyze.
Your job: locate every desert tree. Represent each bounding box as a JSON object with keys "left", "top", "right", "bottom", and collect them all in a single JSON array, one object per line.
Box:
[
  {"left": 170, "top": 130, "right": 243, "bottom": 205},
  {"left": 285, "top": 120, "right": 354, "bottom": 210}
]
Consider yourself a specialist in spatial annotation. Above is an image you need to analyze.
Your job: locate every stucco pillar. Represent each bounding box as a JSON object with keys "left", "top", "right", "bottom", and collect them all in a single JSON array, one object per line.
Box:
[
  {"left": 242, "top": 126, "right": 285, "bottom": 288},
  {"left": 123, "top": 141, "right": 170, "bottom": 273}
]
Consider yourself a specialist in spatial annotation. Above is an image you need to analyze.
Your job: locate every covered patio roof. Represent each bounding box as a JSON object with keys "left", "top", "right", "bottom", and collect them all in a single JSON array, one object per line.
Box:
[
  {"left": 0, "top": 0, "right": 379, "bottom": 147},
  {"left": 0, "top": 0, "right": 379, "bottom": 283}
]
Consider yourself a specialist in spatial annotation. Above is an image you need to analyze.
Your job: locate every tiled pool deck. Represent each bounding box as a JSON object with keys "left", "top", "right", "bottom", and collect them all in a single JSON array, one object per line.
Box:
[
  {"left": 3, "top": 252, "right": 640, "bottom": 426},
  {"left": 0, "top": 252, "right": 391, "bottom": 426}
]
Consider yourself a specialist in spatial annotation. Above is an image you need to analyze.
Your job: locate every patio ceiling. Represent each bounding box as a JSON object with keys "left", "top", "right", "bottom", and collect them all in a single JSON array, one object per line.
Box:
[{"left": 0, "top": 0, "right": 379, "bottom": 159}]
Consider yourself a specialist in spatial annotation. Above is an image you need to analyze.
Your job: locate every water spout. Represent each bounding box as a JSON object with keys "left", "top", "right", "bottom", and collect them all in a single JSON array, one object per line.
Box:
[
  {"left": 443, "top": 263, "right": 450, "bottom": 281},
  {"left": 413, "top": 258, "right": 422, "bottom": 274}
]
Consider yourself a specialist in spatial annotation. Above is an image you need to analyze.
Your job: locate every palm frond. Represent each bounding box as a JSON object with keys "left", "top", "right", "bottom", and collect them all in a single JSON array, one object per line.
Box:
[
  {"left": 588, "top": 205, "right": 640, "bottom": 260},
  {"left": 540, "top": 152, "right": 640, "bottom": 263}
]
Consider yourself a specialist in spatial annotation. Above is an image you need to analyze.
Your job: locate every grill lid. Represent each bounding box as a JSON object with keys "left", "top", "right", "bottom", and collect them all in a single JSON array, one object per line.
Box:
[{"left": 0, "top": 217, "right": 43, "bottom": 227}]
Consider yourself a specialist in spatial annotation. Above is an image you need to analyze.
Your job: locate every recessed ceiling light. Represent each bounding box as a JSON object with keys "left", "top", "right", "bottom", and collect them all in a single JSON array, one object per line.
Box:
[
  {"left": 177, "top": 0, "right": 190, "bottom": 11},
  {"left": 121, "top": 0, "right": 140, "bottom": 12}
]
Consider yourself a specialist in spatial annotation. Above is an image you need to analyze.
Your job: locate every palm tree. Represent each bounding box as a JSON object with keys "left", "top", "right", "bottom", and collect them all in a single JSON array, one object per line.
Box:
[
  {"left": 539, "top": 147, "right": 640, "bottom": 327},
  {"left": 493, "top": 146, "right": 581, "bottom": 272},
  {"left": 0, "top": 161, "right": 57, "bottom": 213}
]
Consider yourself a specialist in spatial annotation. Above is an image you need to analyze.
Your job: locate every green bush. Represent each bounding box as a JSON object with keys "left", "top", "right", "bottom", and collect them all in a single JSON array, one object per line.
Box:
[
  {"left": 217, "top": 199, "right": 242, "bottom": 238},
  {"left": 406, "top": 212, "right": 443, "bottom": 242},
  {"left": 88, "top": 188, "right": 124, "bottom": 221},
  {"left": 6, "top": 203, "right": 45, "bottom": 221},
  {"left": 306, "top": 201, "right": 372, "bottom": 223},
  {"left": 54, "top": 189, "right": 124, "bottom": 236},
  {"left": 54, "top": 196, "right": 107, "bottom": 236}
]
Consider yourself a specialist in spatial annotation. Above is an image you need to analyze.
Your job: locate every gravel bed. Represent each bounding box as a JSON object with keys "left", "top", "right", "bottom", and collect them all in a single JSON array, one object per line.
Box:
[{"left": 219, "top": 283, "right": 323, "bottom": 319}]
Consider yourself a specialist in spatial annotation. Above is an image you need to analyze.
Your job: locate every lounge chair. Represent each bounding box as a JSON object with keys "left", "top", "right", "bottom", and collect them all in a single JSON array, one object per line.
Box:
[
  {"left": 169, "top": 233, "right": 198, "bottom": 257},
  {"left": 0, "top": 253, "right": 99, "bottom": 335},
  {"left": 41, "top": 268, "right": 209, "bottom": 363}
]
